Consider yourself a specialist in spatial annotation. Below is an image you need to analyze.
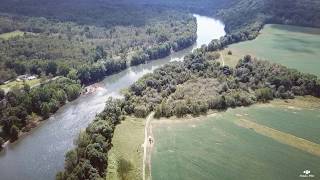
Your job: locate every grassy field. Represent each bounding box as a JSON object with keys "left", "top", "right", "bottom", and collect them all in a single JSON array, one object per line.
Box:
[
  {"left": 0, "top": 30, "right": 24, "bottom": 40},
  {"left": 151, "top": 97, "right": 320, "bottom": 180},
  {"left": 107, "top": 117, "right": 145, "bottom": 180},
  {"left": 0, "top": 78, "right": 41, "bottom": 91},
  {"left": 220, "top": 24, "right": 320, "bottom": 76}
]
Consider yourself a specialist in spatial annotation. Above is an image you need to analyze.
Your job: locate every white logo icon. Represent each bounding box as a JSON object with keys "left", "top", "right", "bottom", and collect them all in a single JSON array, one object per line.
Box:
[
  {"left": 304, "top": 170, "right": 311, "bottom": 175},
  {"left": 300, "top": 170, "right": 315, "bottom": 178}
]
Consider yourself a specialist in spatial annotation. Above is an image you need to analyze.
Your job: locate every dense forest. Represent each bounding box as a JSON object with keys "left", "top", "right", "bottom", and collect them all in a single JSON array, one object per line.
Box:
[
  {"left": 2, "top": 0, "right": 320, "bottom": 85},
  {"left": 0, "top": 77, "right": 81, "bottom": 148},
  {"left": 0, "top": 11, "right": 196, "bottom": 85},
  {"left": 124, "top": 49, "right": 320, "bottom": 118}
]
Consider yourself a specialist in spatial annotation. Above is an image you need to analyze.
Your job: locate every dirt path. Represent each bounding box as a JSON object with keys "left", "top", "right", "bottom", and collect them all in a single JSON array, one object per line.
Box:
[
  {"left": 220, "top": 52, "right": 225, "bottom": 66},
  {"left": 143, "top": 112, "right": 154, "bottom": 180}
]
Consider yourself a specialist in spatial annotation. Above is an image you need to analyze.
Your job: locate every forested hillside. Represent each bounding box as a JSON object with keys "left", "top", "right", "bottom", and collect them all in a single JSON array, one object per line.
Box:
[
  {"left": 2, "top": 0, "right": 319, "bottom": 85},
  {"left": 0, "top": 11, "right": 196, "bottom": 85},
  {"left": 0, "top": 0, "right": 235, "bottom": 26},
  {"left": 217, "top": 0, "right": 320, "bottom": 33}
]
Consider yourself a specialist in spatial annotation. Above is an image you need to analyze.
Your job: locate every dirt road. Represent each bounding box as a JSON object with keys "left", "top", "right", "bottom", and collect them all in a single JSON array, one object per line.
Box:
[{"left": 143, "top": 112, "right": 154, "bottom": 180}]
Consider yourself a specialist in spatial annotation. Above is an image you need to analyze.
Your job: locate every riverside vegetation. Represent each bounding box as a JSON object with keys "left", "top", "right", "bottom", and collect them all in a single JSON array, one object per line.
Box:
[
  {"left": 55, "top": 0, "right": 320, "bottom": 179},
  {"left": 0, "top": 77, "right": 81, "bottom": 149},
  {"left": 0, "top": 5, "right": 197, "bottom": 148},
  {"left": 0, "top": 0, "right": 319, "bottom": 179},
  {"left": 57, "top": 45, "right": 320, "bottom": 180},
  {"left": 0, "top": 11, "right": 196, "bottom": 85}
]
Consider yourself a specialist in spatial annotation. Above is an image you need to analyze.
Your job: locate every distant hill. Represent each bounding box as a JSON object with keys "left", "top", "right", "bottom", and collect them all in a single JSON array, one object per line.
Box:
[
  {"left": 0, "top": 0, "right": 319, "bottom": 33},
  {"left": 217, "top": 0, "right": 320, "bottom": 33}
]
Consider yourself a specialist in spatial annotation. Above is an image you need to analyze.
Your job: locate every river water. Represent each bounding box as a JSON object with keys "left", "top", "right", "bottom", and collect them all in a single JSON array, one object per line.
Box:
[{"left": 0, "top": 14, "right": 225, "bottom": 180}]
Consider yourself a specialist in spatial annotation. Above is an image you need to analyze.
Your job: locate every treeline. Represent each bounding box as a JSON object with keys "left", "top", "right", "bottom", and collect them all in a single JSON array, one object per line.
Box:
[
  {"left": 56, "top": 98, "right": 124, "bottom": 180},
  {"left": 0, "top": 77, "right": 81, "bottom": 148},
  {"left": 75, "top": 59, "right": 127, "bottom": 85},
  {"left": 123, "top": 49, "right": 320, "bottom": 118},
  {"left": 130, "top": 35, "right": 196, "bottom": 66},
  {"left": 0, "top": 0, "right": 236, "bottom": 27}
]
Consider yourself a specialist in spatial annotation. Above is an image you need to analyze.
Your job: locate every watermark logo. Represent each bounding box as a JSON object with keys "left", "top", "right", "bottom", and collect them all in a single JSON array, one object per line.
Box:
[{"left": 299, "top": 170, "right": 315, "bottom": 178}]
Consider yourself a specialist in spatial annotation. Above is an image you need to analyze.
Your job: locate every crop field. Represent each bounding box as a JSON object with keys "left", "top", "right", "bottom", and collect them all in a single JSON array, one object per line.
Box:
[
  {"left": 220, "top": 24, "right": 320, "bottom": 76},
  {"left": 151, "top": 98, "right": 320, "bottom": 180}
]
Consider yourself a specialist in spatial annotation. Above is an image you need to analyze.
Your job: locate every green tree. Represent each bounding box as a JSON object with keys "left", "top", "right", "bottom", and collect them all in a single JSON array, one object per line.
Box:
[
  {"left": 174, "top": 101, "right": 189, "bottom": 117},
  {"left": 23, "top": 83, "right": 31, "bottom": 93},
  {"left": 40, "top": 102, "right": 50, "bottom": 118},
  {"left": 0, "top": 137, "right": 5, "bottom": 151},
  {"left": 10, "top": 125, "right": 19, "bottom": 142},
  {"left": 65, "top": 150, "right": 78, "bottom": 173},
  {"left": 46, "top": 62, "right": 58, "bottom": 75},
  {"left": 0, "top": 89, "right": 4, "bottom": 100},
  {"left": 255, "top": 88, "right": 273, "bottom": 102},
  {"left": 67, "top": 69, "right": 78, "bottom": 80},
  {"left": 58, "top": 64, "right": 71, "bottom": 77}
]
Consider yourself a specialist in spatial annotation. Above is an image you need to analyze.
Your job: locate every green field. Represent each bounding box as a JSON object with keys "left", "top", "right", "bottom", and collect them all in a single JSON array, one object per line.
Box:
[
  {"left": 0, "top": 30, "right": 24, "bottom": 40},
  {"left": 151, "top": 98, "right": 320, "bottom": 180},
  {"left": 221, "top": 24, "right": 320, "bottom": 76},
  {"left": 107, "top": 117, "right": 145, "bottom": 180},
  {"left": 0, "top": 78, "right": 40, "bottom": 91}
]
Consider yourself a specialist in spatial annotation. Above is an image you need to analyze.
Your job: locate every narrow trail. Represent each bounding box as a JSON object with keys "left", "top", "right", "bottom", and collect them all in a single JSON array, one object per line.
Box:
[
  {"left": 220, "top": 52, "right": 225, "bottom": 66},
  {"left": 143, "top": 112, "right": 155, "bottom": 180}
]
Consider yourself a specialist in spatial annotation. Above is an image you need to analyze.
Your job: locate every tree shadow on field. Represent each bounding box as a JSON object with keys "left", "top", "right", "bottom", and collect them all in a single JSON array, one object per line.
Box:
[{"left": 117, "top": 158, "right": 134, "bottom": 180}]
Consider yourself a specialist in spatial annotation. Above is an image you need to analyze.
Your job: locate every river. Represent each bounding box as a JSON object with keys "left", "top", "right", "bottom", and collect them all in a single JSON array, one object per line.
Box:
[{"left": 0, "top": 14, "right": 225, "bottom": 180}]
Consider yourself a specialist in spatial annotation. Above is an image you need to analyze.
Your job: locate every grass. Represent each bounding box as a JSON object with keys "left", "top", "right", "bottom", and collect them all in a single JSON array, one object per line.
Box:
[
  {"left": 0, "top": 30, "right": 24, "bottom": 40},
  {"left": 234, "top": 118, "right": 320, "bottom": 157},
  {"left": 231, "top": 98, "right": 320, "bottom": 144},
  {"left": 0, "top": 78, "right": 41, "bottom": 91},
  {"left": 107, "top": 116, "right": 145, "bottom": 180},
  {"left": 220, "top": 24, "right": 320, "bottom": 76},
  {"left": 151, "top": 97, "right": 320, "bottom": 180}
]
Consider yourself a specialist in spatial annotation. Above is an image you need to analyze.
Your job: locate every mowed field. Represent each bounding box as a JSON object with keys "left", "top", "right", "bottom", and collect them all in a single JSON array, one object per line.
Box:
[
  {"left": 151, "top": 97, "right": 320, "bottom": 180},
  {"left": 220, "top": 24, "right": 320, "bottom": 76},
  {"left": 0, "top": 30, "right": 24, "bottom": 40},
  {"left": 107, "top": 117, "right": 145, "bottom": 180}
]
